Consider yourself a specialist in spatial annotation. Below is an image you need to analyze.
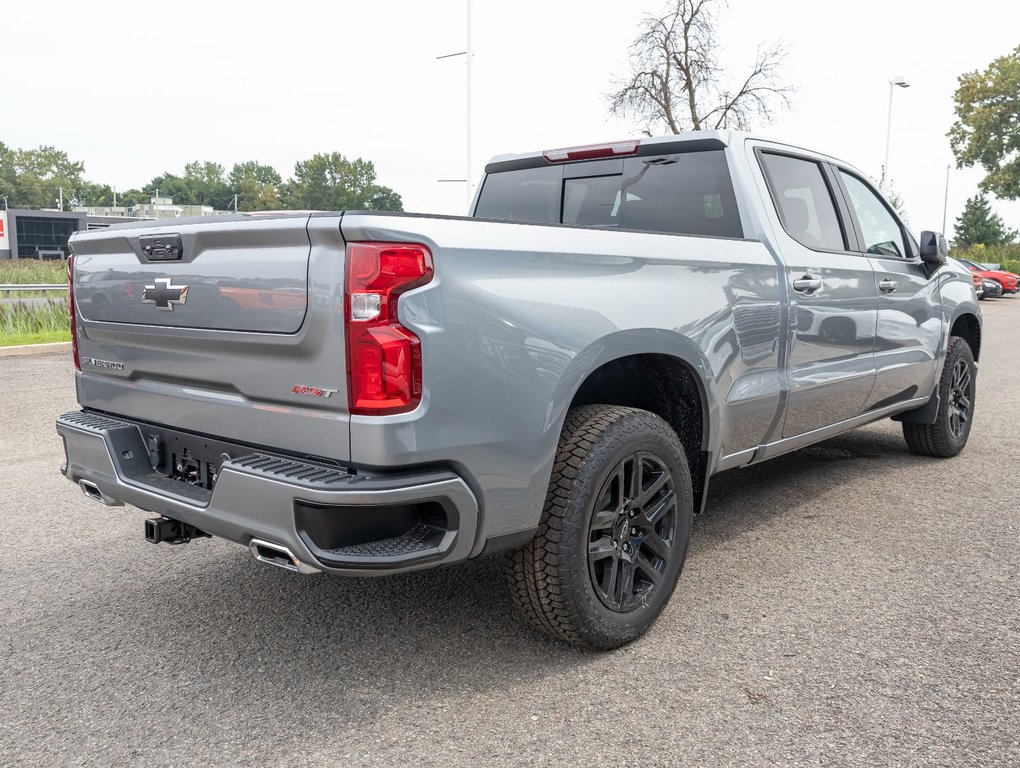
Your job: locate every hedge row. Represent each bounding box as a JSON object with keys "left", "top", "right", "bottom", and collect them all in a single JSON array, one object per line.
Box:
[{"left": 952, "top": 244, "right": 1020, "bottom": 275}]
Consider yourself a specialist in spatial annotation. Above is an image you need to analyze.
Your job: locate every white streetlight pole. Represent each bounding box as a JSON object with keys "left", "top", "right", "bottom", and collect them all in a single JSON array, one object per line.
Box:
[
  {"left": 942, "top": 164, "right": 951, "bottom": 234},
  {"left": 436, "top": 0, "right": 474, "bottom": 212},
  {"left": 465, "top": 0, "right": 472, "bottom": 209},
  {"left": 883, "top": 76, "right": 910, "bottom": 189}
]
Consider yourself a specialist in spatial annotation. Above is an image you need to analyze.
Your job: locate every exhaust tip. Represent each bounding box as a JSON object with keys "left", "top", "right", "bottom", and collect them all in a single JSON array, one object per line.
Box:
[
  {"left": 79, "top": 479, "right": 122, "bottom": 506},
  {"left": 249, "top": 538, "right": 320, "bottom": 575}
]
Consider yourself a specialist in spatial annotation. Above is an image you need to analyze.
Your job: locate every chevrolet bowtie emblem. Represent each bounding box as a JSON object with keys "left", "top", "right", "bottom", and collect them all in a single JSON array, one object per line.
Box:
[{"left": 142, "top": 278, "right": 189, "bottom": 310}]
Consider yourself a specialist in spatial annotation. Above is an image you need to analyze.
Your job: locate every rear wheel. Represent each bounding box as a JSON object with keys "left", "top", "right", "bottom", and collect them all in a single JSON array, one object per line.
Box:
[
  {"left": 903, "top": 337, "right": 976, "bottom": 458},
  {"left": 503, "top": 405, "right": 693, "bottom": 650}
]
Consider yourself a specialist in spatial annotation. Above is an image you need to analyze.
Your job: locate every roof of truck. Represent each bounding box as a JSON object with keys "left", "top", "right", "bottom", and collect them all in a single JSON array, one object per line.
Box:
[{"left": 483, "top": 130, "right": 848, "bottom": 174}]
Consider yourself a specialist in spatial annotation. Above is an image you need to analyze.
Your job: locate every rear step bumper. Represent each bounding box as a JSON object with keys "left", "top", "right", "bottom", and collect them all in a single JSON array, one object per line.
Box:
[{"left": 56, "top": 410, "right": 479, "bottom": 576}]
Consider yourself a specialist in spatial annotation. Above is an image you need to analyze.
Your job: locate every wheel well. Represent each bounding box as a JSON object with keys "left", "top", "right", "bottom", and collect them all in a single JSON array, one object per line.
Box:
[
  {"left": 569, "top": 354, "right": 708, "bottom": 506},
  {"left": 951, "top": 314, "right": 981, "bottom": 361}
]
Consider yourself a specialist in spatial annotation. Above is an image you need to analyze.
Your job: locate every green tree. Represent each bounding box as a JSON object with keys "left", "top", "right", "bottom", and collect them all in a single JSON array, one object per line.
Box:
[
  {"left": 953, "top": 194, "right": 1017, "bottom": 247},
  {"left": 0, "top": 143, "right": 85, "bottom": 208},
  {"left": 284, "top": 153, "right": 402, "bottom": 211},
  {"left": 887, "top": 186, "right": 909, "bottom": 226},
  {"left": 118, "top": 189, "right": 149, "bottom": 207},
  {"left": 0, "top": 142, "right": 15, "bottom": 203},
  {"left": 142, "top": 161, "right": 231, "bottom": 208},
  {"left": 142, "top": 173, "right": 194, "bottom": 205},
  {"left": 366, "top": 187, "right": 404, "bottom": 211},
  {"left": 72, "top": 182, "right": 117, "bottom": 207},
  {"left": 0, "top": 142, "right": 406, "bottom": 214},
  {"left": 228, "top": 161, "right": 283, "bottom": 211},
  {"left": 948, "top": 46, "right": 1020, "bottom": 199},
  {"left": 183, "top": 160, "right": 232, "bottom": 209}
]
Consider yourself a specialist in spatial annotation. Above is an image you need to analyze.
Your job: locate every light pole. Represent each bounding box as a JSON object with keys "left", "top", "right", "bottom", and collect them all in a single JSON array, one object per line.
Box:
[
  {"left": 942, "top": 165, "right": 951, "bottom": 234},
  {"left": 882, "top": 75, "right": 910, "bottom": 188},
  {"left": 436, "top": 0, "right": 473, "bottom": 211}
]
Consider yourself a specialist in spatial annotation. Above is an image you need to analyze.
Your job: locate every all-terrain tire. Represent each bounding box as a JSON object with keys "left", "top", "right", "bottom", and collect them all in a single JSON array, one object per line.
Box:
[
  {"left": 902, "top": 336, "right": 976, "bottom": 458},
  {"left": 503, "top": 405, "right": 693, "bottom": 650}
]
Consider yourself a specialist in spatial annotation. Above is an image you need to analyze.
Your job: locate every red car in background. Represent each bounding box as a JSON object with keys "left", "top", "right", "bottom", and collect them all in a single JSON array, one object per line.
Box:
[{"left": 956, "top": 258, "right": 1019, "bottom": 295}]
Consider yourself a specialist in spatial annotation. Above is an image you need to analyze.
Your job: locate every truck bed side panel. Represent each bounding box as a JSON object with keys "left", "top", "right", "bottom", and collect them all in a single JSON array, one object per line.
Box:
[{"left": 339, "top": 214, "right": 783, "bottom": 542}]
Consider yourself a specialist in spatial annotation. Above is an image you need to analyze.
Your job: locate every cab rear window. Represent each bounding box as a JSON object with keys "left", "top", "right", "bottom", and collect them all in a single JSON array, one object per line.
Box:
[{"left": 473, "top": 149, "right": 743, "bottom": 238}]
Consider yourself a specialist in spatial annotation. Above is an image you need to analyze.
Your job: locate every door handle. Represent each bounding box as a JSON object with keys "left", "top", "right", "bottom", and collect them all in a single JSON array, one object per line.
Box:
[
  {"left": 792, "top": 276, "right": 822, "bottom": 294},
  {"left": 878, "top": 278, "right": 898, "bottom": 293}
]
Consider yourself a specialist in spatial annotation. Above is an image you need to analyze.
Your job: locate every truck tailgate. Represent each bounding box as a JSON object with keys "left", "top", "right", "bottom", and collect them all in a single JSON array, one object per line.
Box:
[
  {"left": 69, "top": 214, "right": 352, "bottom": 463},
  {"left": 74, "top": 216, "right": 310, "bottom": 332}
]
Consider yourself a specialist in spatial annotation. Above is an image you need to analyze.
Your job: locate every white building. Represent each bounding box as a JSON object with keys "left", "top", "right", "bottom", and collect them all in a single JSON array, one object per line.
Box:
[{"left": 73, "top": 196, "right": 233, "bottom": 220}]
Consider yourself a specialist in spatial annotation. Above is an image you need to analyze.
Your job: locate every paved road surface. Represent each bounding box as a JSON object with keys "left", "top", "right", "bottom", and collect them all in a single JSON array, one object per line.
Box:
[{"left": 1, "top": 300, "right": 1017, "bottom": 767}]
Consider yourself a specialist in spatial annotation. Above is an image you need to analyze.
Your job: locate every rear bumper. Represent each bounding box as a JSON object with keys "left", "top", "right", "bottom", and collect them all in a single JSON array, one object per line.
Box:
[{"left": 56, "top": 410, "right": 479, "bottom": 576}]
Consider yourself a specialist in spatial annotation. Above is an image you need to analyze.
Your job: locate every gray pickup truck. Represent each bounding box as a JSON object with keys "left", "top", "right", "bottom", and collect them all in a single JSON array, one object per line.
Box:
[{"left": 57, "top": 131, "right": 980, "bottom": 649}]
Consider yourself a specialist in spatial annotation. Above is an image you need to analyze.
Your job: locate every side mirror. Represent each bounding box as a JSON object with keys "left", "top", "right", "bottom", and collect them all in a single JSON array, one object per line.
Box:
[{"left": 919, "top": 230, "right": 948, "bottom": 265}]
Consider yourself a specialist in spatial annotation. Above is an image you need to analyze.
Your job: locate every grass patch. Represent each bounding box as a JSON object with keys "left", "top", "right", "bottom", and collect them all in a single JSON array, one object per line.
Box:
[
  {"left": 0, "top": 329, "right": 71, "bottom": 347},
  {"left": 0, "top": 259, "right": 68, "bottom": 285},
  {"left": 0, "top": 298, "right": 70, "bottom": 346}
]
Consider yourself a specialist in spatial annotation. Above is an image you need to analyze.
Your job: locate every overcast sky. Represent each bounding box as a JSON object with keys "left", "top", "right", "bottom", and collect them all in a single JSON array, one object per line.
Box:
[{"left": 3, "top": 0, "right": 1018, "bottom": 234}]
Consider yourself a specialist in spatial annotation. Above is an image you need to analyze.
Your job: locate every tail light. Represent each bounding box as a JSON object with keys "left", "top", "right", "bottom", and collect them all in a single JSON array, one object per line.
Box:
[
  {"left": 345, "top": 242, "right": 434, "bottom": 415},
  {"left": 67, "top": 254, "right": 81, "bottom": 371}
]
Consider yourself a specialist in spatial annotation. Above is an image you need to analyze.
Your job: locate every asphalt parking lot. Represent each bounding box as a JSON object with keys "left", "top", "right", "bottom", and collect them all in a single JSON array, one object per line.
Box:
[{"left": 1, "top": 300, "right": 1018, "bottom": 767}]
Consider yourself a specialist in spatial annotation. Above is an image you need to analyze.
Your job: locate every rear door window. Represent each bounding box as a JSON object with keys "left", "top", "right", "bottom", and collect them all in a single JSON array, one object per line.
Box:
[
  {"left": 475, "top": 149, "right": 744, "bottom": 238},
  {"left": 759, "top": 153, "right": 847, "bottom": 252}
]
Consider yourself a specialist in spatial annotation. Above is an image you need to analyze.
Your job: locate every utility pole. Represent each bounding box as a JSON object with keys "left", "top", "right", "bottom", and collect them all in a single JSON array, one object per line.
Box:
[
  {"left": 942, "top": 165, "right": 951, "bottom": 234},
  {"left": 113, "top": 187, "right": 117, "bottom": 207},
  {"left": 882, "top": 76, "right": 910, "bottom": 189},
  {"left": 436, "top": 0, "right": 474, "bottom": 211},
  {"left": 58, "top": 187, "right": 63, "bottom": 211},
  {"left": 465, "top": 0, "right": 472, "bottom": 209},
  {"left": 232, "top": 193, "right": 238, "bottom": 213}
]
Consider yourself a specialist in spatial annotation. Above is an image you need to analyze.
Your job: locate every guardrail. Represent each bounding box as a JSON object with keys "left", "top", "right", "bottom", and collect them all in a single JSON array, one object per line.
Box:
[{"left": 0, "top": 284, "right": 68, "bottom": 292}]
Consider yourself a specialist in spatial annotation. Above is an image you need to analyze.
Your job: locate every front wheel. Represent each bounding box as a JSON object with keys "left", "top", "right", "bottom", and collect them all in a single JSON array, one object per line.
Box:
[
  {"left": 903, "top": 337, "right": 976, "bottom": 458},
  {"left": 503, "top": 405, "right": 693, "bottom": 650}
]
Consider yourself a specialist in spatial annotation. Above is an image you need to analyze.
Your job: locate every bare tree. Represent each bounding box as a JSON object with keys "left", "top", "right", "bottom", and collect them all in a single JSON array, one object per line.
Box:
[{"left": 609, "top": 0, "right": 791, "bottom": 134}]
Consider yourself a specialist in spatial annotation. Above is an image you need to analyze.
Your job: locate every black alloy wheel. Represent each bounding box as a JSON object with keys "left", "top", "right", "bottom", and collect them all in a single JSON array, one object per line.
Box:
[
  {"left": 587, "top": 452, "right": 677, "bottom": 612},
  {"left": 946, "top": 356, "right": 974, "bottom": 440}
]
